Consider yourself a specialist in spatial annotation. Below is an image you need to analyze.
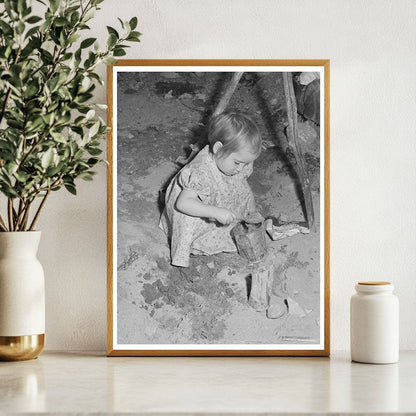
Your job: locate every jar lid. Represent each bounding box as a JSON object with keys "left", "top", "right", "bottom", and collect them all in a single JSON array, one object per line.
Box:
[{"left": 355, "top": 281, "right": 394, "bottom": 293}]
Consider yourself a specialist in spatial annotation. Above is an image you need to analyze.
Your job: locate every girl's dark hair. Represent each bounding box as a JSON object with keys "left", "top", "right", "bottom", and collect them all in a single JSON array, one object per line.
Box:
[{"left": 208, "top": 111, "right": 262, "bottom": 158}]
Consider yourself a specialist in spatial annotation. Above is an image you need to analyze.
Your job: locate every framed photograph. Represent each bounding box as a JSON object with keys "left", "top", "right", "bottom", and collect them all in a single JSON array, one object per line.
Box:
[{"left": 107, "top": 60, "right": 330, "bottom": 356}]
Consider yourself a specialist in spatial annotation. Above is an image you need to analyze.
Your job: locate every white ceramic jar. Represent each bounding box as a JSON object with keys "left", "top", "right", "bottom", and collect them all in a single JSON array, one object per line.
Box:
[{"left": 350, "top": 281, "right": 399, "bottom": 364}]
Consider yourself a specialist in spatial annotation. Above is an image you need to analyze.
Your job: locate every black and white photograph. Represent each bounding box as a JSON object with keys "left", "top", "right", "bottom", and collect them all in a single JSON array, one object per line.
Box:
[{"left": 107, "top": 61, "right": 329, "bottom": 355}]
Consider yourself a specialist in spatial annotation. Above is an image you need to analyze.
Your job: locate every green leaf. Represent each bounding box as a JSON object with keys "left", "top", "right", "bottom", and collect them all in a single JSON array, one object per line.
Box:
[
  {"left": 42, "top": 112, "right": 55, "bottom": 125},
  {"left": 3, "top": 46, "right": 12, "bottom": 59},
  {"left": 7, "top": 119, "right": 24, "bottom": 129},
  {"left": 22, "top": 5, "right": 32, "bottom": 17},
  {"left": 76, "top": 160, "right": 90, "bottom": 169},
  {"left": 59, "top": 29, "right": 67, "bottom": 47},
  {"left": 113, "top": 43, "right": 130, "bottom": 49},
  {"left": 25, "top": 25, "right": 40, "bottom": 39},
  {"left": 21, "top": 37, "right": 41, "bottom": 57},
  {"left": 0, "top": 183, "right": 18, "bottom": 198},
  {"left": 50, "top": 131, "right": 67, "bottom": 143},
  {"left": 41, "top": 148, "right": 55, "bottom": 169},
  {"left": 126, "top": 31, "right": 141, "bottom": 42},
  {"left": 103, "top": 56, "right": 117, "bottom": 65},
  {"left": 61, "top": 52, "right": 73, "bottom": 61},
  {"left": 85, "top": 109, "right": 95, "bottom": 120},
  {"left": 45, "top": 164, "right": 63, "bottom": 177},
  {"left": 88, "top": 72, "right": 104, "bottom": 85},
  {"left": 129, "top": 16, "right": 138, "bottom": 30},
  {"left": 68, "top": 33, "right": 80, "bottom": 44},
  {"left": 14, "top": 171, "right": 28, "bottom": 183},
  {"left": 23, "top": 83, "right": 39, "bottom": 98},
  {"left": 106, "top": 26, "right": 119, "bottom": 39},
  {"left": 49, "top": 0, "right": 60, "bottom": 13},
  {"left": 80, "top": 37, "right": 96, "bottom": 49},
  {"left": 88, "top": 120, "right": 100, "bottom": 138},
  {"left": 0, "top": 20, "right": 13, "bottom": 35},
  {"left": 71, "top": 126, "right": 84, "bottom": 136},
  {"left": 87, "top": 147, "right": 102, "bottom": 156},
  {"left": 117, "top": 17, "right": 125, "bottom": 29},
  {"left": 5, "top": 162, "right": 18, "bottom": 176},
  {"left": 83, "top": 8, "right": 95, "bottom": 23},
  {"left": 80, "top": 76, "right": 92, "bottom": 92},
  {"left": 87, "top": 158, "right": 100, "bottom": 166},
  {"left": 26, "top": 15, "right": 42, "bottom": 24},
  {"left": 54, "top": 17, "right": 69, "bottom": 27},
  {"left": 25, "top": 117, "right": 44, "bottom": 133},
  {"left": 0, "top": 141, "right": 14, "bottom": 152},
  {"left": 107, "top": 33, "right": 117, "bottom": 49},
  {"left": 57, "top": 85, "right": 71, "bottom": 100},
  {"left": 16, "top": 0, "right": 26, "bottom": 13},
  {"left": 113, "top": 47, "right": 126, "bottom": 57},
  {"left": 48, "top": 76, "right": 60, "bottom": 92},
  {"left": 4, "top": 1, "right": 16, "bottom": 19},
  {"left": 78, "top": 171, "right": 95, "bottom": 181},
  {"left": 63, "top": 146, "right": 70, "bottom": 160},
  {"left": 56, "top": 112, "right": 71, "bottom": 125},
  {"left": 70, "top": 11, "right": 80, "bottom": 26},
  {"left": 40, "top": 49, "right": 54, "bottom": 64},
  {"left": 75, "top": 93, "right": 93, "bottom": 104},
  {"left": 64, "top": 183, "right": 76, "bottom": 195},
  {"left": 16, "top": 21, "right": 25, "bottom": 35}
]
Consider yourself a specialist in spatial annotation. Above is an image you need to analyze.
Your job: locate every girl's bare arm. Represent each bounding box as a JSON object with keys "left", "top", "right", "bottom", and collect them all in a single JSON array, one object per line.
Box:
[{"left": 176, "top": 189, "right": 236, "bottom": 225}]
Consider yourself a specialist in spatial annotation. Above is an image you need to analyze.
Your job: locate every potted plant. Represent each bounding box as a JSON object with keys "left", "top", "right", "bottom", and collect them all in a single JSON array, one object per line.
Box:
[{"left": 0, "top": 0, "right": 140, "bottom": 360}]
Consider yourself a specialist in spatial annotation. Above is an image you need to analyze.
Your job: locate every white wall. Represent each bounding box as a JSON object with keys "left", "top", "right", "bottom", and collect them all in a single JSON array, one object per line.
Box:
[{"left": 38, "top": 0, "right": 416, "bottom": 351}]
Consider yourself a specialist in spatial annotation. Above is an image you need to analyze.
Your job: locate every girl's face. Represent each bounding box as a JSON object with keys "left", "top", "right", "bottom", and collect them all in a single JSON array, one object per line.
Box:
[{"left": 214, "top": 145, "right": 258, "bottom": 176}]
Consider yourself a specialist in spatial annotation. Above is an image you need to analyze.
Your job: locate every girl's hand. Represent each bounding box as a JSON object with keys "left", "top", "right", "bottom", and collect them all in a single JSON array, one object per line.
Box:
[{"left": 215, "top": 208, "right": 237, "bottom": 225}]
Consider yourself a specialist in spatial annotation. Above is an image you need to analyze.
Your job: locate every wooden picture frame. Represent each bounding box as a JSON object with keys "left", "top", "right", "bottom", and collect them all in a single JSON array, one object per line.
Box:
[{"left": 107, "top": 60, "right": 330, "bottom": 356}]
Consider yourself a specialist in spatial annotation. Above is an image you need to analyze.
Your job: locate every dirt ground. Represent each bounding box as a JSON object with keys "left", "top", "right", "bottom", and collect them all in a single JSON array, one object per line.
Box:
[{"left": 115, "top": 71, "right": 321, "bottom": 345}]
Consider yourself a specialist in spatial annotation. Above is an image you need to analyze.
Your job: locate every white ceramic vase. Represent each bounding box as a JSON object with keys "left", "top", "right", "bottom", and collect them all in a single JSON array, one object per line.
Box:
[{"left": 0, "top": 231, "right": 45, "bottom": 361}]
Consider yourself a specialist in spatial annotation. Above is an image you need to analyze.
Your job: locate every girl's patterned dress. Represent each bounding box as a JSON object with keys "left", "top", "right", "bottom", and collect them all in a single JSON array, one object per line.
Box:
[{"left": 160, "top": 145, "right": 255, "bottom": 267}]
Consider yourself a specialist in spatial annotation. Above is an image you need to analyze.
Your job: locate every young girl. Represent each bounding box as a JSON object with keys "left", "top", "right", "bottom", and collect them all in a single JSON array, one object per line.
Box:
[{"left": 160, "top": 111, "right": 262, "bottom": 267}]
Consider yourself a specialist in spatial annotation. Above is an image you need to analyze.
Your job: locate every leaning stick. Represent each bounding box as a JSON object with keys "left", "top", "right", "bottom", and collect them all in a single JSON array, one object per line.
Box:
[
  {"left": 179, "top": 72, "right": 245, "bottom": 166},
  {"left": 282, "top": 72, "right": 315, "bottom": 231},
  {"left": 213, "top": 72, "right": 244, "bottom": 116}
]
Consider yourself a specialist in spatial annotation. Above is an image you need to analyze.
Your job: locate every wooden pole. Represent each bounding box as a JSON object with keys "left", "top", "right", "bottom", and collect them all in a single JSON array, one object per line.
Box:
[
  {"left": 213, "top": 72, "right": 243, "bottom": 116},
  {"left": 282, "top": 72, "right": 315, "bottom": 231}
]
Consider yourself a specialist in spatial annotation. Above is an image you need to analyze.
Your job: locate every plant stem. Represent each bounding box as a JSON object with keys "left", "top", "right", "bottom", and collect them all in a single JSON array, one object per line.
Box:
[
  {"left": 0, "top": 214, "right": 8, "bottom": 232},
  {"left": 7, "top": 199, "right": 14, "bottom": 231},
  {"left": 15, "top": 199, "right": 28, "bottom": 231},
  {"left": 14, "top": 199, "right": 23, "bottom": 231},
  {"left": 29, "top": 189, "right": 50, "bottom": 231},
  {"left": 20, "top": 200, "right": 33, "bottom": 231}
]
